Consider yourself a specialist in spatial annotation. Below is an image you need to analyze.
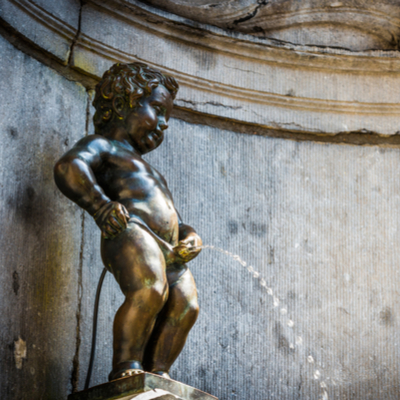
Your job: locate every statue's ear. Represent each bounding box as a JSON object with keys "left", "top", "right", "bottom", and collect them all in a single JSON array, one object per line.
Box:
[
  {"left": 128, "top": 87, "right": 143, "bottom": 109},
  {"left": 113, "top": 96, "right": 127, "bottom": 120}
]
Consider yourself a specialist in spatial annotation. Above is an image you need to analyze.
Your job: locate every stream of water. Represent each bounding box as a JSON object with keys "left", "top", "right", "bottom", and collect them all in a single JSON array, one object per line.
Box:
[{"left": 197, "top": 244, "right": 329, "bottom": 400}]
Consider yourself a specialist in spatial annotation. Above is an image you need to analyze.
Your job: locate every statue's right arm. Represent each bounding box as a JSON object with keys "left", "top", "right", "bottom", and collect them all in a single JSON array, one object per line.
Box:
[
  {"left": 54, "top": 136, "right": 111, "bottom": 216},
  {"left": 54, "top": 137, "right": 130, "bottom": 239}
]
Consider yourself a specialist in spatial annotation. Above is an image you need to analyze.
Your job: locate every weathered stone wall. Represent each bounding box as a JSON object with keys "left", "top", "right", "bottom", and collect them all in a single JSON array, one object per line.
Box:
[
  {"left": 2, "top": 1, "right": 400, "bottom": 399},
  {"left": 0, "top": 34, "right": 88, "bottom": 398},
  {"left": 143, "top": 0, "right": 400, "bottom": 51}
]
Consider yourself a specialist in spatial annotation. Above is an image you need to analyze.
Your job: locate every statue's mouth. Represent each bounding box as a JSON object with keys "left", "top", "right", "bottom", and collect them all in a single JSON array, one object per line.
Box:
[
  {"left": 143, "top": 130, "right": 163, "bottom": 150},
  {"left": 153, "top": 130, "right": 163, "bottom": 139},
  {"left": 149, "top": 130, "right": 163, "bottom": 143}
]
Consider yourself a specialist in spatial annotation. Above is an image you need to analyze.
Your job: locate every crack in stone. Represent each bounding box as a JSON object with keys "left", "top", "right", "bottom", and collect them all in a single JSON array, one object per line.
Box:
[
  {"left": 178, "top": 99, "right": 242, "bottom": 110},
  {"left": 0, "top": 17, "right": 98, "bottom": 87},
  {"left": 223, "top": 64, "right": 265, "bottom": 76},
  {"left": 298, "top": 363, "right": 304, "bottom": 396},
  {"left": 233, "top": 1, "right": 269, "bottom": 25},
  {"left": 178, "top": 99, "right": 196, "bottom": 106},
  {"left": 70, "top": 210, "right": 85, "bottom": 393},
  {"left": 259, "top": 34, "right": 391, "bottom": 53},
  {"left": 85, "top": 89, "right": 94, "bottom": 136},
  {"left": 67, "top": 0, "right": 84, "bottom": 66},
  {"left": 204, "top": 101, "right": 242, "bottom": 110},
  {"left": 71, "top": 94, "right": 92, "bottom": 390}
]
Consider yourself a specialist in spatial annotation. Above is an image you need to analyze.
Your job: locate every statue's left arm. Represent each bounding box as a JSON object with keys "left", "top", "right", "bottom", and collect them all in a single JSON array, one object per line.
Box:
[{"left": 174, "top": 211, "right": 203, "bottom": 263}]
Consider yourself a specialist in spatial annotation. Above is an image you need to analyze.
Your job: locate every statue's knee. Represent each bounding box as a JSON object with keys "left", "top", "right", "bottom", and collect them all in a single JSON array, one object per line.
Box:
[
  {"left": 182, "top": 299, "right": 199, "bottom": 326},
  {"left": 144, "top": 283, "right": 169, "bottom": 309},
  {"left": 127, "top": 282, "right": 168, "bottom": 311}
]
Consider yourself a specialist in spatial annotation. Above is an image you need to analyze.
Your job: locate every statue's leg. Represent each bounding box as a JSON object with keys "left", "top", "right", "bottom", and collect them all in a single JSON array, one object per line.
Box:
[
  {"left": 101, "top": 222, "right": 168, "bottom": 379},
  {"left": 143, "top": 265, "right": 199, "bottom": 375}
]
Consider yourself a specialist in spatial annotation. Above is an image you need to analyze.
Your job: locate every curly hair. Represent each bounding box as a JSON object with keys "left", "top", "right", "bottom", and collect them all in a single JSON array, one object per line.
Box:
[{"left": 93, "top": 62, "right": 179, "bottom": 134}]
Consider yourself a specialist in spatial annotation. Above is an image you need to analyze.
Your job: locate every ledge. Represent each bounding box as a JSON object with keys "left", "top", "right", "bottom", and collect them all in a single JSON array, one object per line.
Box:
[{"left": 68, "top": 373, "right": 217, "bottom": 400}]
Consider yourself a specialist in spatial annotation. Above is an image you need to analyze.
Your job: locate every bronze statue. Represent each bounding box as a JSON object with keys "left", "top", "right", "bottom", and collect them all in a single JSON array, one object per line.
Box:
[{"left": 54, "top": 63, "right": 202, "bottom": 381}]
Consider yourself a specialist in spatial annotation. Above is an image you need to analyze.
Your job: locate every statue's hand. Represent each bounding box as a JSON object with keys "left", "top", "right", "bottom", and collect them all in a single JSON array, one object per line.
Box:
[
  {"left": 173, "top": 232, "right": 202, "bottom": 264},
  {"left": 94, "top": 202, "right": 130, "bottom": 239}
]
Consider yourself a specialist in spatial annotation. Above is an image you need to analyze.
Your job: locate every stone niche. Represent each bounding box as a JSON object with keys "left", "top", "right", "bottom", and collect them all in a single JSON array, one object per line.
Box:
[
  {"left": 1, "top": 1, "right": 400, "bottom": 400},
  {"left": 2, "top": 0, "right": 400, "bottom": 138}
]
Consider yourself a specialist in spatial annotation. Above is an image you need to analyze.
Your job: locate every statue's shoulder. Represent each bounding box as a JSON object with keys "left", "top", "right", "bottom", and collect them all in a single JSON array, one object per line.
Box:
[{"left": 73, "top": 134, "right": 113, "bottom": 153}]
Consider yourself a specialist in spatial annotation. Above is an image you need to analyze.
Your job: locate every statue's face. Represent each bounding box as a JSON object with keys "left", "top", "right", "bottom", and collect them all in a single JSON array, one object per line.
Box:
[{"left": 126, "top": 85, "right": 173, "bottom": 154}]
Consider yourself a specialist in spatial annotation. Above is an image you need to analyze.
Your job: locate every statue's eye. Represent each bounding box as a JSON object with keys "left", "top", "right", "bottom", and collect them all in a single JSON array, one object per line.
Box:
[{"left": 153, "top": 105, "right": 165, "bottom": 116}]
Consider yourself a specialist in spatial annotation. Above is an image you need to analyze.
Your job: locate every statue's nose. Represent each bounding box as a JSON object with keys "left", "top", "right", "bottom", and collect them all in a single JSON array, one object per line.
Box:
[{"left": 159, "top": 121, "right": 168, "bottom": 131}]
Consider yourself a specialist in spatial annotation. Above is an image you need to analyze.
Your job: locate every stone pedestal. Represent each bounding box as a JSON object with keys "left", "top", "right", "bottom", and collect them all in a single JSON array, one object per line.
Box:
[{"left": 68, "top": 373, "right": 217, "bottom": 400}]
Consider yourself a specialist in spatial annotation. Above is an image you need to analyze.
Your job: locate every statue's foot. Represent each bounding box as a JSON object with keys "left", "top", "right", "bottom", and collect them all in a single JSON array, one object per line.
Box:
[
  {"left": 108, "top": 360, "right": 144, "bottom": 381},
  {"left": 152, "top": 371, "right": 172, "bottom": 380}
]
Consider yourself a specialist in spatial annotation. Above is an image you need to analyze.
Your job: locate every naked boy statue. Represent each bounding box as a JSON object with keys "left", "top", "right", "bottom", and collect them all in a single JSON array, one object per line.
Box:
[{"left": 54, "top": 63, "right": 202, "bottom": 381}]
